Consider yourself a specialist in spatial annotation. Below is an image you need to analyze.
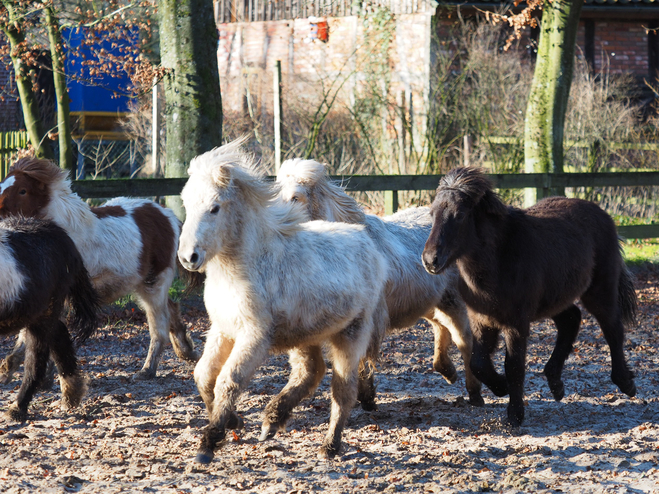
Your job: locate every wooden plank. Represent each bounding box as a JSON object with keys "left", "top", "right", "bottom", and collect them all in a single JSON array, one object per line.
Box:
[
  {"left": 617, "top": 224, "right": 659, "bottom": 239},
  {"left": 72, "top": 178, "right": 189, "bottom": 198},
  {"left": 71, "top": 171, "right": 659, "bottom": 198}
]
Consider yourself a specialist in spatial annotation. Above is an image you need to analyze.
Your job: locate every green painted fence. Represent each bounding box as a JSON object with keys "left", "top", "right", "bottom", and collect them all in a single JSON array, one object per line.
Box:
[
  {"left": 0, "top": 131, "right": 29, "bottom": 179},
  {"left": 70, "top": 171, "right": 659, "bottom": 239}
]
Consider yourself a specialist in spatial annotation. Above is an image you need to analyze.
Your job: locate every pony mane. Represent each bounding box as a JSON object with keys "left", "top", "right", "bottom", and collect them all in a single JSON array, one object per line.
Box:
[
  {"left": 440, "top": 167, "right": 508, "bottom": 217},
  {"left": 189, "top": 139, "right": 307, "bottom": 236},
  {"left": 278, "top": 158, "right": 366, "bottom": 224},
  {"left": 11, "top": 157, "right": 69, "bottom": 188}
]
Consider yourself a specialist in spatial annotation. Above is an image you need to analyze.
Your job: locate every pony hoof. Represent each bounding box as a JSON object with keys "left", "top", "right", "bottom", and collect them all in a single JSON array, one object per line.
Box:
[
  {"left": 259, "top": 426, "right": 278, "bottom": 442},
  {"left": 618, "top": 380, "right": 637, "bottom": 398},
  {"left": 359, "top": 399, "right": 377, "bottom": 412},
  {"left": 226, "top": 412, "right": 245, "bottom": 430},
  {"left": 195, "top": 451, "right": 214, "bottom": 465},
  {"left": 433, "top": 362, "right": 458, "bottom": 384},
  {"left": 506, "top": 409, "right": 524, "bottom": 428},
  {"left": 132, "top": 369, "right": 156, "bottom": 381},
  {"left": 549, "top": 382, "right": 565, "bottom": 402},
  {"left": 489, "top": 380, "right": 509, "bottom": 397},
  {"left": 469, "top": 393, "right": 485, "bottom": 407},
  {"left": 319, "top": 442, "right": 340, "bottom": 459},
  {"left": 5, "top": 404, "right": 26, "bottom": 423}
]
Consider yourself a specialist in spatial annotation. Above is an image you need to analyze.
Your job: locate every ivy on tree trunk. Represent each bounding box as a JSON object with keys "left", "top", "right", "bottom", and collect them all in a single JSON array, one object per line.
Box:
[
  {"left": 1, "top": 2, "right": 54, "bottom": 160},
  {"left": 45, "top": 5, "right": 73, "bottom": 173},
  {"left": 524, "top": 0, "right": 584, "bottom": 205},
  {"left": 158, "top": 0, "right": 223, "bottom": 218}
]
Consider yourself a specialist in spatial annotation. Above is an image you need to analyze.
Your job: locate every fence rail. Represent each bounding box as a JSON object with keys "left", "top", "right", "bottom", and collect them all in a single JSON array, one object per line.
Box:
[
  {"left": 0, "top": 131, "right": 29, "bottom": 179},
  {"left": 71, "top": 171, "right": 659, "bottom": 239}
]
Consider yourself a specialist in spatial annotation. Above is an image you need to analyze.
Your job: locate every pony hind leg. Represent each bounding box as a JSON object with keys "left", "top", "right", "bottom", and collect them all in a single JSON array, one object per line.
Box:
[
  {"left": 581, "top": 290, "right": 636, "bottom": 398},
  {"left": 431, "top": 301, "right": 484, "bottom": 406},
  {"left": 134, "top": 280, "right": 173, "bottom": 380},
  {"left": 0, "top": 330, "right": 26, "bottom": 384},
  {"left": 260, "top": 345, "right": 326, "bottom": 441},
  {"left": 48, "top": 320, "right": 88, "bottom": 410},
  {"left": 167, "top": 299, "right": 199, "bottom": 362},
  {"left": 357, "top": 297, "right": 387, "bottom": 411},
  {"left": 321, "top": 325, "right": 371, "bottom": 458},
  {"left": 470, "top": 325, "right": 508, "bottom": 398},
  {"left": 544, "top": 304, "right": 582, "bottom": 402},
  {"left": 7, "top": 325, "right": 51, "bottom": 422}
]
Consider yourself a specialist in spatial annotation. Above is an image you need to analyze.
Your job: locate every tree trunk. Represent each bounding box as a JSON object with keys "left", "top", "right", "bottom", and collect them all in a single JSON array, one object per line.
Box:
[
  {"left": 523, "top": 0, "right": 583, "bottom": 205},
  {"left": 1, "top": 4, "right": 54, "bottom": 160},
  {"left": 45, "top": 6, "right": 73, "bottom": 172},
  {"left": 158, "top": 0, "right": 223, "bottom": 218}
]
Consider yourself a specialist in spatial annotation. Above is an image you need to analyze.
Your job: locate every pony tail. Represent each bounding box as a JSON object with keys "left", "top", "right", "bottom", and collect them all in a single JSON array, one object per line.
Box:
[
  {"left": 67, "top": 257, "right": 100, "bottom": 346},
  {"left": 618, "top": 265, "right": 637, "bottom": 330}
]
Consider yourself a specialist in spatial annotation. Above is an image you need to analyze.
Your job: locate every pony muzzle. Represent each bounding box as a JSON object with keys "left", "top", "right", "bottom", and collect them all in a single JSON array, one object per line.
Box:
[
  {"left": 422, "top": 248, "right": 449, "bottom": 275},
  {"left": 178, "top": 249, "right": 205, "bottom": 272}
]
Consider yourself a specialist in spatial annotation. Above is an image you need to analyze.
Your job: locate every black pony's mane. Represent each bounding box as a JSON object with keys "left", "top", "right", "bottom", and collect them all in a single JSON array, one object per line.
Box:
[{"left": 439, "top": 167, "right": 508, "bottom": 217}]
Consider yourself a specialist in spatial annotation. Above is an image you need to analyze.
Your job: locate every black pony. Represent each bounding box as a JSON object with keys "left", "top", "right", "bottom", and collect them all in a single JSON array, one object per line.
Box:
[
  {"left": 422, "top": 167, "right": 637, "bottom": 426},
  {"left": 0, "top": 216, "right": 99, "bottom": 421}
]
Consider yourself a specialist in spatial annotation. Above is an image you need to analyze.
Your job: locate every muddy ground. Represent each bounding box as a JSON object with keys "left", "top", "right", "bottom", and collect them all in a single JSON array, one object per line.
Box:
[{"left": 0, "top": 269, "right": 658, "bottom": 494}]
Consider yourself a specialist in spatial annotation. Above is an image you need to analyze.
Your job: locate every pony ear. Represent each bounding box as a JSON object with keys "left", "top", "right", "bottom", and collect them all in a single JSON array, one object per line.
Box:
[{"left": 211, "top": 164, "right": 232, "bottom": 187}]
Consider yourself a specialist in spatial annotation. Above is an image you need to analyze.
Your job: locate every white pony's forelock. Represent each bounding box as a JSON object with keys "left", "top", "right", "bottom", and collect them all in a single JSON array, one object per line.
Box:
[
  {"left": 187, "top": 139, "right": 307, "bottom": 237},
  {"left": 278, "top": 158, "right": 327, "bottom": 185},
  {"left": 277, "top": 158, "right": 365, "bottom": 224}
]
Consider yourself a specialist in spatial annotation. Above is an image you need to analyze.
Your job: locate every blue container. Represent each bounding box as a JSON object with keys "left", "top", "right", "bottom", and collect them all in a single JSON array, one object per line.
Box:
[{"left": 63, "top": 28, "right": 134, "bottom": 113}]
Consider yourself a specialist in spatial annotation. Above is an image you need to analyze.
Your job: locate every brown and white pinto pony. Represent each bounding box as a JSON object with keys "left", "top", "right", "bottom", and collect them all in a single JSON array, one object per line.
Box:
[{"left": 0, "top": 158, "right": 199, "bottom": 380}]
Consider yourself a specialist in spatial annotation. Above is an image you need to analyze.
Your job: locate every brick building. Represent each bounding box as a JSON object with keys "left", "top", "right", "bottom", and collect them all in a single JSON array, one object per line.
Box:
[{"left": 216, "top": 0, "right": 659, "bottom": 117}]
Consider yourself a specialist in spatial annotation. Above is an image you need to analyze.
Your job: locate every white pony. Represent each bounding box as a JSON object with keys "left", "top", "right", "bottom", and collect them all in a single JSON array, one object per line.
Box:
[
  {"left": 277, "top": 159, "right": 483, "bottom": 405},
  {"left": 0, "top": 158, "right": 199, "bottom": 380},
  {"left": 178, "top": 140, "right": 389, "bottom": 463}
]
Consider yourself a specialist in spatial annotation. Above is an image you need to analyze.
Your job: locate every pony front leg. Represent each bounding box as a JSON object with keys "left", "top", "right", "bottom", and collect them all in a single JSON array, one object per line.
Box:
[
  {"left": 545, "top": 304, "right": 582, "bottom": 401},
  {"left": 193, "top": 328, "right": 234, "bottom": 414},
  {"left": 470, "top": 325, "right": 508, "bottom": 398},
  {"left": 503, "top": 327, "right": 529, "bottom": 427},
  {"left": 195, "top": 335, "right": 269, "bottom": 465}
]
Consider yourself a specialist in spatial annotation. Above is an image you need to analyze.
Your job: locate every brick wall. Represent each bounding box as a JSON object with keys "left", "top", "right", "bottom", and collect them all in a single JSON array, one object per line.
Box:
[
  {"left": 577, "top": 21, "right": 650, "bottom": 76},
  {"left": 217, "top": 14, "right": 432, "bottom": 124}
]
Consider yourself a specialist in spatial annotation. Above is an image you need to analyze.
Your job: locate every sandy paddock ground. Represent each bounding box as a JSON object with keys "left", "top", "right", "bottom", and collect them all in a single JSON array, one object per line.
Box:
[{"left": 0, "top": 269, "right": 657, "bottom": 494}]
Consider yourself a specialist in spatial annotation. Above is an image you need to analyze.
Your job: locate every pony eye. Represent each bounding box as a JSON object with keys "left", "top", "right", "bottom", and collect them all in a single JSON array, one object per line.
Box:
[
  {"left": 19, "top": 189, "right": 26, "bottom": 195},
  {"left": 291, "top": 196, "right": 299, "bottom": 203},
  {"left": 210, "top": 205, "right": 220, "bottom": 214}
]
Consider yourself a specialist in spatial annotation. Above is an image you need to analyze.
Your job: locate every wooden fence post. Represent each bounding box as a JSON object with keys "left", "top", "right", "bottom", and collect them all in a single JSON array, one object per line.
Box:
[
  {"left": 273, "top": 60, "right": 283, "bottom": 172},
  {"left": 384, "top": 189, "right": 399, "bottom": 216}
]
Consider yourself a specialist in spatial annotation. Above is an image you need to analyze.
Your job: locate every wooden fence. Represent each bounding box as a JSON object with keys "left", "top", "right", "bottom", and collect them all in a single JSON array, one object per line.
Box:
[
  {"left": 0, "top": 131, "right": 29, "bottom": 179},
  {"left": 71, "top": 170, "right": 659, "bottom": 239}
]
